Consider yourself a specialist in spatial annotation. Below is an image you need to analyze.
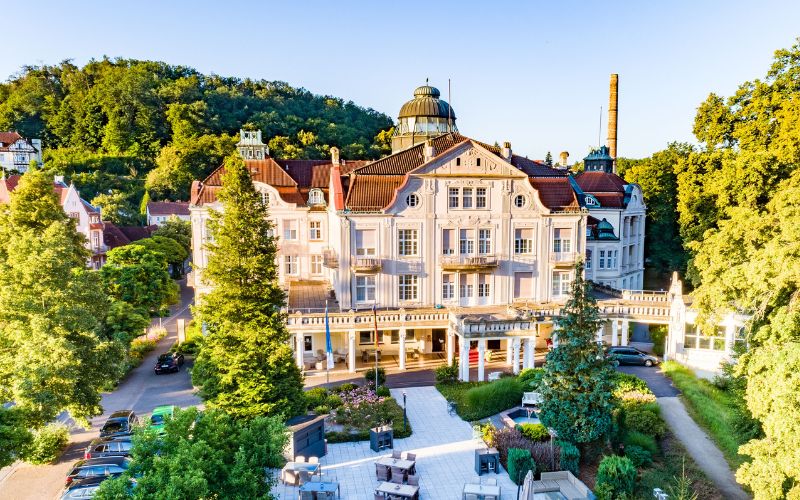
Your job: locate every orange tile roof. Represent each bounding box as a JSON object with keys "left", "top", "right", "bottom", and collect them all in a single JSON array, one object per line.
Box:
[
  {"left": 345, "top": 175, "right": 406, "bottom": 211},
  {"left": 528, "top": 177, "right": 581, "bottom": 211},
  {"left": 574, "top": 171, "right": 627, "bottom": 192}
]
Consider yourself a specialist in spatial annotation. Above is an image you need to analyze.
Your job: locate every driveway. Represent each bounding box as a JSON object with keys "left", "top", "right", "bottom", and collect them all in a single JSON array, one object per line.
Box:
[{"left": 0, "top": 280, "right": 201, "bottom": 500}]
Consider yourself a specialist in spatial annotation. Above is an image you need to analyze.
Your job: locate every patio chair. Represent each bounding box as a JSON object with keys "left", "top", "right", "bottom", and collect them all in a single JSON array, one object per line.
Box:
[
  {"left": 308, "top": 456, "right": 319, "bottom": 464},
  {"left": 406, "top": 452, "right": 416, "bottom": 462},
  {"left": 316, "top": 349, "right": 325, "bottom": 360},
  {"left": 362, "top": 350, "right": 370, "bottom": 362},
  {"left": 392, "top": 450, "right": 402, "bottom": 459},
  {"left": 374, "top": 495, "right": 385, "bottom": 500},
  {"left": 295, "top": 456, "right": 306, "bottom": 463},
  {"left": 376, "top": 464, "right": 390, "bottom": 481},
  {"left": 485, "top": 478, "right": 497, "bottom": 486},
  {"left": 391, "top": 466, "right": 405, "bottom": 484},
  {"left": 407, "top": 475, "right": 419, "bottom": 486}
]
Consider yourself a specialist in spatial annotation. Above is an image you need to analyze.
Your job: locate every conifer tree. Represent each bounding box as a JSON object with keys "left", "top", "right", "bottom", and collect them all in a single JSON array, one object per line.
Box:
[
  {"left": 539, "top": 261, "right": 616, "bottom": 444},
  {"left": 193, "top": 155, "right": 305, "bottom": 419},
  {"left": 545, "top": 151, "right": 553, "bottom": 166}
]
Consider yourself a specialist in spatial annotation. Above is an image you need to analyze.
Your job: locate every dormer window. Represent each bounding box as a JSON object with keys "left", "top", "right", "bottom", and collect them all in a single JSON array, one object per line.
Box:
[
  {"left": 261, "top": 192, "right": 270, "bottom": 206},
  {"left": 308, "top": 189, "right": 324, "bottom": 205}
]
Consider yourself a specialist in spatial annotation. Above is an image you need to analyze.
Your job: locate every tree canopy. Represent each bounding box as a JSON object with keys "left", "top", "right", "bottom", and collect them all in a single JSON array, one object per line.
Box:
[{"left": 101, "top": 244, "right": 178, "bottom": 316}]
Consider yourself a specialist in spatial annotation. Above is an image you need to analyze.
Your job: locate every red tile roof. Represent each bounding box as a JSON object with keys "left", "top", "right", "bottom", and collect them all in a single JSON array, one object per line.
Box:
[
  {"left": 103, "top": 222, "right": 131, "bottom": 249},
  {"left": 344, "top": 175, "right": 406, "bottom": 211},
  {"left": 147, "top": 201, "right": 190, "bottom": 216},
  {"left": 529, "top": 177, "right": 581, "bottom": 211},
  {"left": 574, "top": 171, "right": 627, "bottom": 193},
  {"left": 0, "top": 132, "right": 22, "bottom": 145},
  {"left": 591, "top": 193, "right": 625, "bottom": 208},
  {"left": 118, "top": 225, "right": 157, "bottom": 242}
]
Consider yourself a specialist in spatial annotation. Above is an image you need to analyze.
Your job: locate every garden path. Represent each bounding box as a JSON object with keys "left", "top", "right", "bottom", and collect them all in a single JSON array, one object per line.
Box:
[{"left": 273, "top": 386, "right": 519, "bottom": 499}]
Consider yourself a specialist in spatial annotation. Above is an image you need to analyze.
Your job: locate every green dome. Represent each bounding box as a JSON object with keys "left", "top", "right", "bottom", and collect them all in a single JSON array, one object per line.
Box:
[
  {"left": 398, "top": 84, "right": 456, "bottom": 119},
  {"left": 597, "top": 218, "right": 618, "bottom": 240}
]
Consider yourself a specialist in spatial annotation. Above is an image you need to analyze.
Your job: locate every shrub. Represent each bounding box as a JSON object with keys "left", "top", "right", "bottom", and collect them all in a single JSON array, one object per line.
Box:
[
  {"left": 596, "top": 455, "right": 637, "bottom": 499},
  {"left": 305, "top": 387, "right": 329, "bottom": 409},
  {"left": 493, "top": 428, "right": 560, "bottom": 472},
  {"left": 557, "top": 440, "right": 580, "bottom": 475},
  {"left": 625, "top": 444, "right": 653, "bottom": 468},
  {"left": 376, "top": 385, "right": 391, "bottom": 397},
  {"left": 618, "top": 390, "right": 657, "bottom": 407},
  {"left": 517, "top": 368, "right": 544, "bottom": 389},
  {"left": 518, "top": 423, "right": 549, "bottom": 442},
  {"left": 650, "top": 325, "right": 667, "bottom": 357},
  {"left": 434, "top": 363, "right": 459, "bottom": 384},
  {"left": 331, "top": 382, "right": 358, "bottom": 393},
  {"left": 364, "top": 367, "right": 386, "bottom": 386},
  {"left": 624, "top": 407, "right": 666, "bottom": 438},
  {"left": 25, "top": 424, "right": 69, "bottom": 465},
  {"left": 528, "top": 441, "right": 558, "bottom": 473},
  {"left": 313, "top": 405, "right": 330, "bottom": 415},
  {"left": 462, "top": 378, "right": 524, "bottom": 420},
  {"left": 623, "top": 431, "right": 658, "bottom": 455},
  {"left": 507, "top": 448, "right": 535, "bottom": 485},
  {"left": 481, "top": 423, "right": 496, "bottom": 447},
  {"left": 325, "top": 394, "right": 343, "bottom": 409},
  {"left": 613, "top": 373, "right": 651, "bottom": 398}
]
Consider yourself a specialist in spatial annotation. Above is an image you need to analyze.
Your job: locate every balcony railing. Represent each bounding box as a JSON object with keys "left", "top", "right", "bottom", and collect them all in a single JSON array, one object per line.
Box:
[
  {"left": 440, "top": 255, "right": 499, "bottom": 271},
  {"left": 352, "top": 257, "right": 381, "bottom": 273},
  {"left": 549, "top": 252, "right": 577, "bottom": 266}
]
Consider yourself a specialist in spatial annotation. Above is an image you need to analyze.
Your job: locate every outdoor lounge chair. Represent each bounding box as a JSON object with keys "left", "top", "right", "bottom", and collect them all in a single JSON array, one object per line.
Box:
[{"left": 522, "top": 391, "right": 542, "bottom": 407}]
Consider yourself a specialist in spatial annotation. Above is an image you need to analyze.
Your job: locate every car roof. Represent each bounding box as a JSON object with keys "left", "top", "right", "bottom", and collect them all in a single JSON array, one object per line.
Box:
[
  {"left": 89, "top": 436, "right": 132, "bottom": 446},
  {"left": 80, "top": 456, "right": 130, "bottom": 466},
  {"left": 151, "top": 405, "right": 175, "bottom": 414},
  {"left": 108, "top": 410, "right": 134, "bottom": 418},
  {"left": 67, "top": 475, "right": 109, "bottom": 488}
]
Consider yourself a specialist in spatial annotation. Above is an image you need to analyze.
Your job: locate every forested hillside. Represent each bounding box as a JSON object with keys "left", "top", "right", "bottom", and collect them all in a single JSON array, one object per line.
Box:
[{"left": 0, "top": 58, "right": 394, "bottom": 220}]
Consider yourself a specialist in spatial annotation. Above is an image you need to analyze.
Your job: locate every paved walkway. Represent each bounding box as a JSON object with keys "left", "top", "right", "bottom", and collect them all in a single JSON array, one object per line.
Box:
[
  {"left": 274, "top": 386, "right": 517, "bottom": 499},
  {"left": 619, "top": 366, "right": 749, "bottom": 500}
]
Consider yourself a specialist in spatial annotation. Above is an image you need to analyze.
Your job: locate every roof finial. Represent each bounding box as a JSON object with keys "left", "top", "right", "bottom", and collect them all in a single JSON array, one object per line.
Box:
[{"left": 425, "top": 77, "right": 429, "bottom": 85}]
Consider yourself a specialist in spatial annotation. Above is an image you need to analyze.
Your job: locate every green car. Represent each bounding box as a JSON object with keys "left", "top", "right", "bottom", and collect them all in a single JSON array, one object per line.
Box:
[{"left": 149, "top": 405, "right": 176, "bottom": 434}]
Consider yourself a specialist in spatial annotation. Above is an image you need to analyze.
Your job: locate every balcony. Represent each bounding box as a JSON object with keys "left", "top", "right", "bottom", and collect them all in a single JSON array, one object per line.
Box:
[
  {"left": 322, "top": 249, "right": 338, "bottom": 269},
  {"left": 352, "top": 257, "right": 381, "bottom": 274},
  {"left": 441, "top": 255, "right": 499, "bottom": 271},
  {"left": 550, "top": 251, "right": 577, "bottom": 267}
]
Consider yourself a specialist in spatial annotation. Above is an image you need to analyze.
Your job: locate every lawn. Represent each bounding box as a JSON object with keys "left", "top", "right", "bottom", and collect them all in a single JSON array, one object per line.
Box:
[
  {"left": 437, "top": 377, "right": 526, "bottom": 421},
  {"left": 661, "top": 361, "right": 748, "bottom": 469},
  {"left": 637, "top": 432, "right": 722, "bottom": 500}
]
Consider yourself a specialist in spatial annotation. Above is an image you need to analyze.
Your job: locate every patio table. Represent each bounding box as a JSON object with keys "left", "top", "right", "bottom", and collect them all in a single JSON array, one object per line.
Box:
[
  {"left": 375, "top": 456, "right": 415, "bottom": 473},
  {"left": 280, "top": 461, "right": 320, "bottom": 484},
  {"left": 463, "top": 482, "right": 501, "bottom": 499},
  {"left": 376, "top": 481, "right": 419, "bottom": 499},
  {"left": 299, "top": 480, "right": 340, "bottom": 498}
]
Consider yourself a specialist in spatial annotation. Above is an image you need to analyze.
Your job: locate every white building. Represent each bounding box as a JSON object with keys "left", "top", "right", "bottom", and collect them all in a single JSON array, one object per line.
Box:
[
  {"left": 146, "top": 201, "right": 190, "bottom": 226},
  {"left": 190, "top": 84, "right": 648, "bottom": 380},
  {"left": 0, "top": 132, "right": 42, "bottom": 174}
]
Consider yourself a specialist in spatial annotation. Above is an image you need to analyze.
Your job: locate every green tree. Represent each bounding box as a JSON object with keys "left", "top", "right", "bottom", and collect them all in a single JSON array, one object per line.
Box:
[
  {"left": 152, "top": 217, "right": 191, "bottom": 254},
  {"left": 192, "top": 155, "right": 305, "bottom": 419},
  {"left": 544, "top": 151, "right": 553, "bottom": 166},
  {"left": 0, "top": 407, "right": 33, "bottom": 468},
  {"left": 101, "top": 245, "right": 177, "bottom": 316},
  {"left": 133, "top": 235, "right": 188, "bottom": 277},
  {"left": 539, "top": 261, "right": 616, "bottom": 444},
  {"left": 92, "top": 189, "right": 141, "bottom": 226},
  {"left": 139, "top": 189, "right": 150, "bottom": 216},
  {"left": 0, "top": 170, "right": 118, "bottom": 431},
  {"left": 94, "top": 407, "right": 288, "bottom": 500}
]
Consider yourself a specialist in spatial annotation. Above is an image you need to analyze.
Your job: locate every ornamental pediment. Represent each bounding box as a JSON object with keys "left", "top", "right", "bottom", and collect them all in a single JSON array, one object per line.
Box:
[{"left": 410, "top": 142, "right": 527, "bottom": 179}]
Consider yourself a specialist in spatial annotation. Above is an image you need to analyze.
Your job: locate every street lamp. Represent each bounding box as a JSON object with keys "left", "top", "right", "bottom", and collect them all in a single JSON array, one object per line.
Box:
[{"left": 402, "top": 391, "right": 407, "bottom": 433}]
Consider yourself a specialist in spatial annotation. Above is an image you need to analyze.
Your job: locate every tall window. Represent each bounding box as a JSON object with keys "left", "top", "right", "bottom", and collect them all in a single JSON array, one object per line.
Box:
[
  {"left": 284, "top": 255, "right": 298, "bottom": 275},
  {"left": 478, "top": 229, "right": 492, "bottom": 254},
  {"left": 442, "top": 274, "right": 454, "bottom": 300},
  {"left": 442, "top": 229, "right": 455, "bottom": 255},
  {"left": 283, "top": 220, "right": 298, "bottom": 240},
  {"left": 356, "top": 229, "right": 376, "bottom": 256},
  {"left": 459, "top": 274, "right": 473, "bottom": 298},
  {"left": 311, "top": 255, "right": 323, "bottom": 274},
  {"left": 476, "top": 187, "right": 487, "bottom": 208},
  {"left": 462, "top": 187, "right": 473, "bottom": 208},
  {"left": 552, "top": 272, "right": 571, "bottom": 296},
  {"left": 553, "top": 228, "right": 572, "bottom": 253},
  {"left": 514, "top": 228, "right": 533, "bottom": 254},
  {"left": 261, "top": 191, "right": 270, "bottom": 206},
  {"left": 599, "top": 250, "right": 606, "bottom": 269},
  {"left": 448, "top": 187, "right": 459, "bottom": 208},
  {"left": 398, "top": 229, "right": 418, "bottom": 256},
  {"left": 611, "top": 250, "right": 618, "bottom": 269},
  {"left": 309, "top": 221, "right": 322, "bottom": 240},
  {"left": 459, "top": 229, "right": 475, "bottom": 255},
  {"left": 478, "top": 274, "right": 490, "bottom": 297},
  {"left": 585, "top": 249, "right": 593, "bottom": 270},
  {"left": 399, "top": 275, "right": 418, "bottom": 301},
  {"left": 355, "top": 275, "right": 376, "bottom": 302}
]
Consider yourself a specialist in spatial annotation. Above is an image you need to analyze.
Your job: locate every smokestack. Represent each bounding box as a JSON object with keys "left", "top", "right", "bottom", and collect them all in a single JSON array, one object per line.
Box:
[
  {"left": 559, "top": 151, "right": 569, "bottom": 167},
  {"left": 330, "top": 146, "right": 340, "bottom": 165},
  {"left": 607, "top": 74, "right": 619, "bottom": 168}
]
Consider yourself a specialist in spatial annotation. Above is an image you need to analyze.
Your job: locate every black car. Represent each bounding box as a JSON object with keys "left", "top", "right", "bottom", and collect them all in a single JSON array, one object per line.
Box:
[
  {"left": 99, "top": 410, "right": 137, "bottom": 438},
  {"left": 65, "top": 456, "right": 131, "bottom": 486},
  {"left": 607, "top": 346, "right": 660, "bottom": 367},
  {"left": 84, "top": 436, "right": 132, "bottom": 460},
  {"left": 154, "top": 352, "right": 185, "bottom": 374},
  {"left": 61, "top": 476, "right": 107, "bottom": 498}
]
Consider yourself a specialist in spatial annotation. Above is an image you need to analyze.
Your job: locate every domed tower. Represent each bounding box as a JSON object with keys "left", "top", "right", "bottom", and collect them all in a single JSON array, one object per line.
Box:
[{"left": 391, "top": 82, "right": 457, "bottom": 153}]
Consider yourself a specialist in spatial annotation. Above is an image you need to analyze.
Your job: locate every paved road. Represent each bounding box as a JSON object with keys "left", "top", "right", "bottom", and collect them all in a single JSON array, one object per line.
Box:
[
  {"left": 0, "top": 280, "right": 200, "bottom": 500},
  {"left": 618, "top": 364, "right": 749, "bottom": 499}
]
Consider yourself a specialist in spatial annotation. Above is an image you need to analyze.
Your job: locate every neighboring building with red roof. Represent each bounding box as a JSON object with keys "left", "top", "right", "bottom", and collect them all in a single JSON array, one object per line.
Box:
[
  {"left": 0, "top": 132, "right": 42, "bottom": 174},
  {"left": 146, "top": 201, "right": 190, "bottom": 226},
  {"left": 189, "top": 84, "right": 647, "bottom": 377}
]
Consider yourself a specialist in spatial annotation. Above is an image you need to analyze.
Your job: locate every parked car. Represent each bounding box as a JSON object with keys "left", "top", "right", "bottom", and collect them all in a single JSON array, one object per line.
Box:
[
  {"left": 84, "top": 436, "right": 132, "bottom": 460},
  {"left": 607, "top": 346, "right": 660, "bottom": 367},
  {"left": 65, "top": 457, "right": 131, "bottom": 486},
  {"left": 61, "top": 476, "right": 107, "bottom": 498},
  {"left": 99, "top": 410, "right": 137, "bottom": 438},
  {"left": 154, "top": 352, "right": 185, "bottom": 374},
  {"left": 149, "top": 405, "right": 176, "bottom": 434}
]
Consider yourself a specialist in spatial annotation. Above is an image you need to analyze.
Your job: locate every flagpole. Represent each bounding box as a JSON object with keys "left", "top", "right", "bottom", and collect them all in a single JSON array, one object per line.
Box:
[
  {"left": 373, "top": 302, "right": 379, "bottom": 390},
  {"left": 325, "top": 300, "right": 332, "bottom": 386}
]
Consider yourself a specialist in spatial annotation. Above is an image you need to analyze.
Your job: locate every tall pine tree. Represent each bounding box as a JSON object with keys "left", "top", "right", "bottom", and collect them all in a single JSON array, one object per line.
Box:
[
  {"left": 539, "top": 261, "right": 616, "bottom": 444},
  {"left": 192, "top": 155, "right": 305, "bottom": 419}
]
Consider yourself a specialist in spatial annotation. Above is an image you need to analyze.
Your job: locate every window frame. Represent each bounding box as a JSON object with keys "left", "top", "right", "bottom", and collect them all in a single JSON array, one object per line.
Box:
[
  {"left": 310, "top": 255, "right": 323, "bottom": 275},
  {"left": 309, "top": 220, "right": 322, "bottom": 240},
  {"left": 283, "top": 255, "right": 298, "bottom": 275},
  {"left": 355, "top": 275, "right": 376, "bottom": 302},
  {"left": 398, "top": 274, "right": 419, "bottom": 301},
  {"left": 398, "top": 229, "right": 419, "bottom": 257},
  {"left": 283, "top": 220, "right": 298, "bottom": 240}
]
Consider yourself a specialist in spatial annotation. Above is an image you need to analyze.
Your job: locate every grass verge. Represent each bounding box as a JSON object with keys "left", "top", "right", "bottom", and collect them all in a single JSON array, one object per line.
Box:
[
  {"left": 637, "top": 431, "right": 722, "bottom": 500},
  {"left": 661, "top": 361, "right": 748, "bottom": 469}
]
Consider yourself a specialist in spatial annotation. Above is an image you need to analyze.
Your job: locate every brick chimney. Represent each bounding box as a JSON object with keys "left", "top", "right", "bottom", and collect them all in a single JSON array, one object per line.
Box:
[
  {"left": 559, "top": 151, "right": 569, "bottom": 167},
  {"left": 501, "top": 141, "right": 512, "bottom": 161},
  {"left": 330, "top": 146, "right": 340, "bottom": 165},
  {"left": 607, "top": 74, "right": 619, "bottom": 169}
]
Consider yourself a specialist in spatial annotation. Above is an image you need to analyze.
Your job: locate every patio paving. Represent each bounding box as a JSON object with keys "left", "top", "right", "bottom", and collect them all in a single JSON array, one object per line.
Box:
[{"left": 273, "top": 386, "right": 518, "bottom": 499}]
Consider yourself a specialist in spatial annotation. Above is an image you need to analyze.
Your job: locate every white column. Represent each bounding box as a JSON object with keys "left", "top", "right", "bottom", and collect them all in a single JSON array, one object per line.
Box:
[
  {"left": 525, "top": 337, "right": 535, "bottom": 369},
  {"left": 596, "top": 323, "right": 604, "bottom": 344},
  {"left": 446, "top": 330, "right": 455, "bottom": 366},
  {"left": 512, "top": 338, "right": 521, "bottom": 375},
  {"left": 399, "top": 325, "right": 407, "bottom": 370},
  {"left": 295, "top": 333, "right": 304, "bottom": 370},
  {"left": 477, "top": 339, "right": 486, "bottom": 382},
  {"left": 348, "top": 330, "right": 356, "bottom": 373},
  {"left": 621, "top": 319, "right": 629, "bottom": 346},
  {"left": 459, "top": 337, "right": 470, "bottom": 381},
  {"left": 506, "top": 340, "right": 513, "bottom": 366},
  {"left": 612, "top": 320, "right": 619, "bottom": 346}
]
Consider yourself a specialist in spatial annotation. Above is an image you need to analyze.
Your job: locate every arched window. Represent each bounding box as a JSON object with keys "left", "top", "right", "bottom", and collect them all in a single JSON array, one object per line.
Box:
[{"left": 308, "top": 189, "right": 324, "bottom": 205}]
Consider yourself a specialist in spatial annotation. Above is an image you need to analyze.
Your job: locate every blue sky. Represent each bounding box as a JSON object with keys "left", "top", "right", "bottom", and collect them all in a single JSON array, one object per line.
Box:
[{"left": 4, "top": 1, "right": 799, "bottom": 159}]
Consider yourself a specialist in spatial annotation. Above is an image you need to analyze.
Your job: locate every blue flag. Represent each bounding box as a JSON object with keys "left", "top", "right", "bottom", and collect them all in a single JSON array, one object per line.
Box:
[{"left": 325, "top": 302, "right": 334, "bottom": 370}]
